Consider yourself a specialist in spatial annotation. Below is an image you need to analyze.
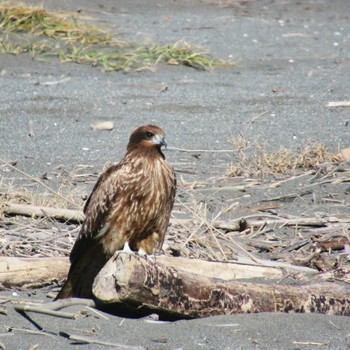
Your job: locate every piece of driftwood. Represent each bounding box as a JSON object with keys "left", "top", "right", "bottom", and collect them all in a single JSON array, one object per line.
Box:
[
  {"left": 332, "top": 146, "right": 350, "bottom": 163},
  {"left": 3, "top": 203, "right": 84, "bottom": 223},
  {"left": 14, "top": 298, "right": 97, "bottom": 319},
  {"left": 0, "top": 257, "right": 69, "bottom": 288},
  {"left": 1, "top": 254, "right": 314, "bottom": 292},
  {"left": 327, "top": 101, "right": 350, "bottom": 107},
  {"left": 93, "top": 253, "right": 349, "bottom": 318},
  {"left": 215, "top": 217, "right": 328, "bottom": 231},
  {"left": 59, "top": 332, "right": 145, "bottom": 350}
]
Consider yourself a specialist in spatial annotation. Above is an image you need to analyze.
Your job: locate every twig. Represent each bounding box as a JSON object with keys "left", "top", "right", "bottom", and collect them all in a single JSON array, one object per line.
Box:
[
  {"left": 0, "top": 158, "right": 79, "bottom": 208},
  {"left": 59, "top": 332, "right": 146, "bottom": 349},
  {"left": 193, "top": 183, "right": 260, "bottom": 192},
  {"left": 45, "top": 298, "right": 96, "bottom": 311},
  {"left": 268, "top": 170, "right": 315, "bottom": 188},
  {"left": 227, "top": 236, "right": 262, "bottom": 264},
  {"left": 3, "top": 325, "right": 55, "bottom": 338},
  {"left": 38, "top": 77, "right": 71, "bottom": 86},
  {"left": 14, "top": 298, "right": 97, "bottom": 320},
  {"left": 168, "top": 147, "right": 236, "bottom": 153},
  {"left": 292, "top": 341, "right": 328, "bottom": 346},
  {"left": 261, "top": 190, "right": 313, "bottom": 202},
  {"left": 215, "top": 216, "right": 327, "bottom": 231},
  {"left": 84, "top": 306, "right": 109, "bottom": 320},
  {"left": 14, "top": 305, "right": 77, "bottom": 319},
  {"left": 326, "top": 101, "right": 350, "bottom": 107},
  {"left": 248, "top": 110, "right": 270, "bottom": 124},
  {"left": 249, "top": 204, "right": 282, "bottom": 212},
  {"left": 248, "top": 240, "right": 285, "bottom": 252},
  {"left": 328, "top": 320, "right": 341, "bottom": 330}
]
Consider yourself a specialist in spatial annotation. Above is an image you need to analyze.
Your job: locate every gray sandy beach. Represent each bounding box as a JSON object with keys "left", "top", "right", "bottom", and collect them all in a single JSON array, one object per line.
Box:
[{"left": 1, "top": 0, "right": 350, "bottom": 349}]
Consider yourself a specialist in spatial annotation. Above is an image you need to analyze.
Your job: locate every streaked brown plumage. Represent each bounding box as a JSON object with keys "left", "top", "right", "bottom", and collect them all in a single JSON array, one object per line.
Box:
[{"left": 55, "top": 125, "right": 176, "bottom": 299}]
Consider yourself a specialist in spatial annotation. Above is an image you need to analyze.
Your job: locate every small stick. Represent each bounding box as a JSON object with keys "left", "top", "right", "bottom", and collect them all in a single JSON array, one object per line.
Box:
[
  {"left": 215, "top": 216, "right": 327, "bottom": 231},
  {"left": 3, "top": 325, "right": 55, "bottom": 338},
  {"left": 326, "top": 101, "right": 350, "bottom": 107},
  {"left": 227, "top": 236, "right": 262, "bottom": 264},
  {"left": 168, "top": 147, "right": 236, "bottom": 153},
  {"left": 248, "top": 110, "right": 270, "bottom": 124},
  {"left": 268, "top": 170, "right": 314, "bottom": 188},
  {"left": 14, "top": 305, "right": 77, "bottom": 319},
  {"left": 328, "top": 320, "right": 341, "bottom": 330},
  {"left": 14, "top": 298, "right": 97, "bottom": 319},
  {"left": 59, "top": 332, "right": 146, "bottom": 349},
  {"left": 193, "top": 183, "right": 260, "bottom": 192},
  {"left": 38, "top": 77, "right": 71, "bottom": 86},
  {"left": 292, "top": 341, "right": 328, "bottom": 346},
  {"left": 261, "top": 190, "right": 313, "bottom": 202},
  {"left": 84, "top": 306, "right": 109, "bottom": 320},
  {"left": 45, "top": 298, "right": 96, "bottom": 311}
]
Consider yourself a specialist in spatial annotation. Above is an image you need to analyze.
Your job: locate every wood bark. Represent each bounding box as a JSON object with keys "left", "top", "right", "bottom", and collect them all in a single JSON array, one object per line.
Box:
[
  {"left": 0, "top": 257, "right": 69, "bottom": 289},
  {"left": 93, "top": 253, "right": 350, "bottom": 318}
]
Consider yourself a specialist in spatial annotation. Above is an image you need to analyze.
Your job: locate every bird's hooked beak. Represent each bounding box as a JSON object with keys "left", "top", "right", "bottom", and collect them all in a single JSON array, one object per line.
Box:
[{"left": 152, "top": 134, "right": 167, "bottom": 149}]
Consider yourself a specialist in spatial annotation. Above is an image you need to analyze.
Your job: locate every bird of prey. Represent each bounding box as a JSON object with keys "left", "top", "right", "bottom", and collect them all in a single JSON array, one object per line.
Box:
[{"left": 55, "top": 125, "right": 176, "bottom": 299}]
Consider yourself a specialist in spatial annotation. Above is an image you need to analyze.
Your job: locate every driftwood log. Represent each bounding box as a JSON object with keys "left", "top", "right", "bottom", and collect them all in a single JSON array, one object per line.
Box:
[
  {"left": 0, "top": 254, "right": 313, "bottom": 290},
  {"left": 93, "top": 252, "right": 350, "bottom": 318},
  {"left": 0, "top": 257, "right": 69, "bottom": 289}
]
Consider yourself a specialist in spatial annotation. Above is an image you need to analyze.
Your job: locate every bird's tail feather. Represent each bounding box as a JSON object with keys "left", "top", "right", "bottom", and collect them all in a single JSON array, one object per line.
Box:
[
  {"left": 54, "top": 279, "right": 74, "bottom": 300},
  {"left": 54, "top": 245, "right": 108, "bottom": 300}
]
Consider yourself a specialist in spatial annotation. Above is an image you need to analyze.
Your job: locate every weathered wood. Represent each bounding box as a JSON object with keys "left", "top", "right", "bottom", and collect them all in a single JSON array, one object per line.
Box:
[
  {"left": 3, "top": 203, "right": 84, "bottom": 223},
  {"left": 215, "top": 217, "right": 328, "bottom": 231},
  {"left": 0, "top": 253, "right": 314, "bottom": 293},
  {"left": 0, "top": 257, "right": 69, "bottom": 288},
  {"left": 153, "top": 255, "right": 316, "bottom": 279},
  {"left": 93, "top": 253, "right": 350, "bottom": 318}
]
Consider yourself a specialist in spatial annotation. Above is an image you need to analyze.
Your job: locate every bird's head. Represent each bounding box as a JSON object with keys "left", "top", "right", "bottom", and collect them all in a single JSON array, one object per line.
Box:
[{"left": 127, "top": 125, "right": 167, "bottom": 155}]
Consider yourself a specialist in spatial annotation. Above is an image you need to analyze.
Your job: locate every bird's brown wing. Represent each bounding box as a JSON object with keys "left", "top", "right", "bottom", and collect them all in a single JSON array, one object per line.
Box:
[
  {"left": 70, "top": 161, "right": 133, "bottom": 263},
  {"left": 55, "top": 161, "right": 132, "bottom": 299},
  {"left": 152, "top": 163, "right": 176, "bottom": 250}
]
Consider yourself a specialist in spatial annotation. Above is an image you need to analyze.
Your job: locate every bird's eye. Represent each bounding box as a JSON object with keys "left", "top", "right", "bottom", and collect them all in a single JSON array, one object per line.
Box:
[{"left": 146, "top": 132, "right": 154, "bottom": 137}]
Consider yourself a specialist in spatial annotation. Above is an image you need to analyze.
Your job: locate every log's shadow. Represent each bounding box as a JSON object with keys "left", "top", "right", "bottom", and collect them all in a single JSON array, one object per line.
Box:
[{"left": 97, "top": 301, "right": 192, "bottom": 321}]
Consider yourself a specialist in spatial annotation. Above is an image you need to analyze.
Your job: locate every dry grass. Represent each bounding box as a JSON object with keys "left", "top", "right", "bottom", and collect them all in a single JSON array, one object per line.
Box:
[
  {"left": 0, "top": 179, "right": 83, "bottom": 210},
  {"left": 0, "top": 4, "right": 115, "bottom": 44},
  {"left": 0, "top": 160, "right": 88, "bottom": 212},
  {"left": 0, "top": 137, "right": 346, "bottom": 276},
  {"left": 0, "top": 3, "right": 224, "bottom": 71},
  {"left": 227, "top": 137, "right": 333, "bottom": 177},
  {"left": 1, "top": 159, "right": 349, "bottom": 276}
]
